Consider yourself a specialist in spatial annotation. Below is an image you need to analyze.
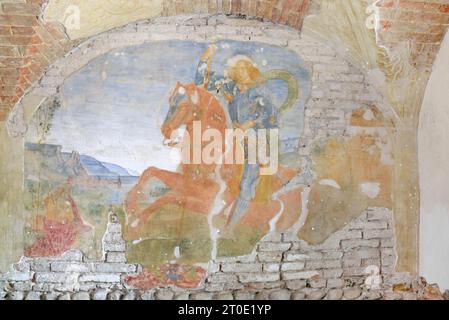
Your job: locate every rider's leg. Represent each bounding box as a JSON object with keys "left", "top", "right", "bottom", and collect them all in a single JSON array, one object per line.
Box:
[{"left": 227, "top": 162, "right": 260, "bottom": 229}]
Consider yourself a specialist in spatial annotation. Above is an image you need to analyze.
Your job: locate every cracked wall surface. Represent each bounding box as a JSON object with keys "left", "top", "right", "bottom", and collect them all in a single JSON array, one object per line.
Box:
[
  {"left": 0, "top": 15, "right": 412, "bottom": 299},
  {"left": 1, "top": 1, "right": 449, "bottom": 300}
]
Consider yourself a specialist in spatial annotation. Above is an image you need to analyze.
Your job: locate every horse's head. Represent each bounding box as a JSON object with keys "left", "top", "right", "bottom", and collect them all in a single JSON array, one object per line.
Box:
[{"left": 161, "top": 82, "right": 200, "bottom": 140}]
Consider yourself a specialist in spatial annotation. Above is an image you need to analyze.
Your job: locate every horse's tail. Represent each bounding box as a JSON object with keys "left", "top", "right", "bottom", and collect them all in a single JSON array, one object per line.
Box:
[{"left": 255, "top": 70, "right": 299, "bottom": 113}]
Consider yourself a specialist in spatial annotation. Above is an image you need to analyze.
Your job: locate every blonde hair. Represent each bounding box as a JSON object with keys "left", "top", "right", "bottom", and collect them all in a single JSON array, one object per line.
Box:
[{"left": 225, "top": 56, "right": 261, "bottom": 86}]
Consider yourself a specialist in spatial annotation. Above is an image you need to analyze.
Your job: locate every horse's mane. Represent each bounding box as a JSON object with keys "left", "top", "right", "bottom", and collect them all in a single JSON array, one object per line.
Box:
[{"left": 183, "top": 83, "right": 233, "bottom": 129}]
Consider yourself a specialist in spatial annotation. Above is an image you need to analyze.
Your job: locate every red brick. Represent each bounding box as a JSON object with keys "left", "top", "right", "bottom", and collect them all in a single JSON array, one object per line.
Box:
[
  {"left": 0, "top": 46, "right": 19, "bottom": 57},
  {"left": 1, "top": 74, "right": 21, "bottom": 85},
  {"left": 380, "top": 20, "right": 393, "bottom": 30},
  {"left": 0, "top": 105, "right": 12, "bottom": 120},
  {"left": 0, "top": 95, "right": 19, "bottom": 104},
  {"left": 379, "top": 8, "right": 449, "bottom": 24},
  {"left": 0, "top": 36, "right": 13, "bottom": 45},
  {"left": 14, "top": 34, "right": 42, "bottom": 45},
  {"left": 0, "top": 15, "right": 39, "bottom": 27},
  {"left": 376, "top": 0, "right": 396, "bottom": 8},
  {"left": 44, "top": 23, "right": 67, "bottom": 40},
  {"left": 0, "top": 85, "right": 22, "bottom": 96},
  {"left": 378, "top": 0, "right": 449, "bottom": 14},
  {"left": 380, "top": 20, "right": 448, "bottom": 34},
  {"left": 11, "top": 26, "right": 35, "bottom": 36},
  {"left": 28, "top": 59, "right": 45, "bottom": 75},
  {"left": 0, "top": 26, "right": 11, "bottom": 36},
  {"left": 0, "top": 57, "right": 25, "bottom": 68},
  {"left": 232, "top": 0, "right": 242, "bottom": 14},
  {"left": 380, "top": 30, "right": 445, "bottom": 44},
  {"left": 0, "top": 68, "right": 20, "bottom": 77},
  {"left": 440, "top": 4, "right": 449, "bottom": 14},
  {"left": 2, "top": 3, "right": 41, "bottom": 15},
  {"left": 23, "top": 71, "right": 39, "bottom": 84}
]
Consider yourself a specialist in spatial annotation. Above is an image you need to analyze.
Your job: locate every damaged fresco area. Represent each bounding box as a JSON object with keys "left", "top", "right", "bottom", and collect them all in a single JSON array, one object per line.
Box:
[
  {"left": 23, "top": 40, "right": 311, "bottom": 289},
  {"left": 21, "top": 39, "right": 393, "bottom": 290},
  {"left": 299, "top": 105, "right": 393, "bottom": 244}
]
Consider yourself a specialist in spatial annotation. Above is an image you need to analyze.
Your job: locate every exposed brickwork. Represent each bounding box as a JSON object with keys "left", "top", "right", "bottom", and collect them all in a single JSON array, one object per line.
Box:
[
  {"left": 1, "top": 0, "right": 449, "bottom": 121},
  {"left": 376, "top": 0, "right": 449, "bottom": 68},
  {"left": 0, "top": 0, "right": 70, "bottom": 120},
  {"left": 0, "top": 0, "right": 312, "bottom": 120},
  {"left": 0, "top": 208, "right": 444, "bottom": 300},
  {"left": 1, "top": 5, "right": 449, "bottom": 299},
  {"left": 0, "top": 15, "right": 441, "bottom": 300}
]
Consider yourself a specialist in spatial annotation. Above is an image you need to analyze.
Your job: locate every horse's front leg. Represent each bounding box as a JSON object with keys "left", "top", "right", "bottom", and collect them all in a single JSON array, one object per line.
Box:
[{"left": 125, "top": 166, "right": 185, "bottom": 219}]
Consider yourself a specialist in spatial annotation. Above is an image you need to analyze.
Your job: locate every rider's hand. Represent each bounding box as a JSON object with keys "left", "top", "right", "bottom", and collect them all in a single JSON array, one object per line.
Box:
[{"left": 201, "top": 44, "right": 217, "bottom": 61}]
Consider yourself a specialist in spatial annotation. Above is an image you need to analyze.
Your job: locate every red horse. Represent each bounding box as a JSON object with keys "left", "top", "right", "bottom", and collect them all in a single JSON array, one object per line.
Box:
[{"left": 124, "top": 82, "right": 302, "bottom": 237}]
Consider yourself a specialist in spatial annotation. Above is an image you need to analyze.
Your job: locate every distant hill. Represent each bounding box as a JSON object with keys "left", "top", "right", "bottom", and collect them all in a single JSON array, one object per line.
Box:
[
  {"left": 78, "top": 155, "right": 133, "bottom": 177},
  {"left": 101, "top": 162, "right": 131, "bottom": 176},
  {"left": 25, "top": 142, "right": 136, "bottom": 179}
]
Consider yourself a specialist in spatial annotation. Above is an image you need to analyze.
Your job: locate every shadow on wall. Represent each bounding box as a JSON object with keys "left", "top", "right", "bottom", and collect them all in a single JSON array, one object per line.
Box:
[{"left": 419, "top": 30, "right": 449, "bottom": 291}]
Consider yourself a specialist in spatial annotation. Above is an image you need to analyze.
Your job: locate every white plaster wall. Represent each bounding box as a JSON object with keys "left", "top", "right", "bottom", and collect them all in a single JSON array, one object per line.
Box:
[{"left": 419, "top": 30, "right": 449, "bottom": 290}]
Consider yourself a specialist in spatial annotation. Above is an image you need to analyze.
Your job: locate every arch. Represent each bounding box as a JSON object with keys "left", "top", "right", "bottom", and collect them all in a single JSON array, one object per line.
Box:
[{"left": 419, "top": 30, "right": 449, "bottom": 290}]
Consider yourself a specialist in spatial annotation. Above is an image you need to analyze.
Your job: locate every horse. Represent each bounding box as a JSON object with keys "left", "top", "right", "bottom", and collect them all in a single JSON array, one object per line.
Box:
[{"left": 124, "top": 82, "right": 302, "bottom": 238}]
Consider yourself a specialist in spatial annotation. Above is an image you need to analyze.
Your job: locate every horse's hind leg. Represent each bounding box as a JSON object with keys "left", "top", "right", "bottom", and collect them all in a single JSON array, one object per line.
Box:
[
  {"left": 129, "top": 191, "right": 179, "bottom": 229},
  {"left": 132, "top": 190, "right": 214, "bottom": 230}
]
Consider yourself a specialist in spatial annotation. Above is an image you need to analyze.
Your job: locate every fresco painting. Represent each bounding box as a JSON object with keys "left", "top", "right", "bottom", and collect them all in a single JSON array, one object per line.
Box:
[{"left": 24, "top": 39, "right": 313, "bottom": 289}]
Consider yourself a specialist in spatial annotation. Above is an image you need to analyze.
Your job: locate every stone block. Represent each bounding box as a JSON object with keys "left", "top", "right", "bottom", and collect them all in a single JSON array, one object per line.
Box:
[
  {"left": 269, "top": 289, "right": 291, "bottom": 300},
  {"left": 306, "top": 259, "right": 342, "bottom": 269},
  {"left": 50, "top": 262, "right": 91, "bottom": 273},
  {"left": 286, "top": 280, "right": 307, "bottom": 290},
  {"left": 79, "top": 273, "right": 121, "bottom": 283},
  {"left": 363, "top": 230, "right": 394, "bottom": 240},
  {"left": 72, "top": 292, "right": 91, "bottom": 300},
  {"left": 190, "top": 292, "right": 213, "bottom": 300},
  {"left": 155, "top": 289, "right": 174, "bottom": 300},
  {"left": 281, "top": 262, "right": 305, "bottom": 271},
  {"left": 1, "top": 271, "right": 33, "bottom": 282},
  {"left": 282, "top": 271, "right": 319, "bottom": 280},
  {"left": 326, "top": 289, "right": 343, "bottom": 300},
  {"left": 61, "top": 249, "right": 84, "bottom": 261},
  {"left": 283, "top": 252, "right": 309, "bottom": 262},
  {"left": 25, "top": 291, "right": 42, "bottom": 300},
  {"left": 258, "top": 242, "right": 291, "bottom": 252},
  {"left": 307, "top": 290, "right": 325, "bottom": 300},
  {"left": 92, "top": 289, "right": 109, "bottom": 300},
  {"left": 257, "top": 251, "right": 283, "bottom": 262},
  {"left": 343, "top": 287, "right": 362, "bottom": 300},
  {"left": 238, "top": 273, "right": 280, "bottom": 283},
  {"left": 106, "top": 252, "right": 127, "bottom": 263},
  {"left": 35, "top": 273, "right": 68, "bottom": 283},
  {"left": 93, "top": 263, "right": 137, "bottom": 273},
  {"left": 221, "top": 263, "right": 262, "bottom": 273},
  {"left": 327, "top": 278, "right": 344, "bottom": 288}
]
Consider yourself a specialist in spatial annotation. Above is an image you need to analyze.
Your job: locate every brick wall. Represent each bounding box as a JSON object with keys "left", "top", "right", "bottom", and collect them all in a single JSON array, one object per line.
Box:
[
  {"left": 0, "top": 0, "right": 312, "bottom": 121},
  {"left": 0, "top": 208, "right": 436, "bottom": 300},
  {"left": 376, "top": 0, "right": 449, "bottom": 69},
  {"left": 1, "top": 0, "right": 449, "bottom": 121},
  {"left": 1, "top": 15, "right": 446, "bottom": 300},
  {"left": 0, "top": 0, "right": 70, "bottom": 120}
]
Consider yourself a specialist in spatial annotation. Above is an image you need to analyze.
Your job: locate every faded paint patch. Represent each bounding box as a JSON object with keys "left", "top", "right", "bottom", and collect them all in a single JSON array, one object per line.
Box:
[
  {"left": 298, "top": 133, "right": 393, "bottom": 244},
  {"left": 360, "top": 182, "right": 381, "bottom": 199},
  {"left": 319, "top": 179, "right": 341, "bottom": 189},
  {"left": 44, "top": 0, "right": 163, "bottom": 39},
  {"left": 350, "top": 106, "right": 390, "bottom": 128}
]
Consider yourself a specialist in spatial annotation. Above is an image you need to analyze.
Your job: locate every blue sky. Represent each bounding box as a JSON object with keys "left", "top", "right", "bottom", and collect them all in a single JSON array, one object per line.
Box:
[{"left": 34, "top": 40, "right": 311, "bottom": 174}]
